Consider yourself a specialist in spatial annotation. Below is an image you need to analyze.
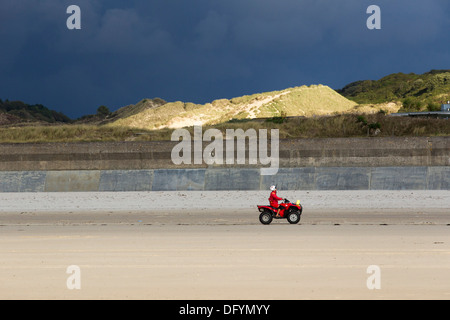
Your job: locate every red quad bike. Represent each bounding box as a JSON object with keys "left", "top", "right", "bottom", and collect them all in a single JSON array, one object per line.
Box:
[{"left": 257, "top": 199, "right": 303, "bottom": 225}]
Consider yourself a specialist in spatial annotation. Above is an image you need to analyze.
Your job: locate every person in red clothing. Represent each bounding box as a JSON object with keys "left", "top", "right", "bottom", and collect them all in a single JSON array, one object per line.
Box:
[{"left": 269, "top": 185, "right": 284, "bottom": 218}]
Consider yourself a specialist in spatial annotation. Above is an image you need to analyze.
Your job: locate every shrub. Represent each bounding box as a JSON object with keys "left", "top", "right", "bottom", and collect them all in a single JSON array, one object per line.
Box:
[
  {"left": 402, "top": 97, "right": 422, "bottom": 111},
  {"left": 97, "top": 105, "right": 111, "bottom": 116},
  {"left": 356, "top": 115, "right": 368, "bottom": 125},
  {"left": 426, "top": 102, "right": 441, "bottom": 111}
]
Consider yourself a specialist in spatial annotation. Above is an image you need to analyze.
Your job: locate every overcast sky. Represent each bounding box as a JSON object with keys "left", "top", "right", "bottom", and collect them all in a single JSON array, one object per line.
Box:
[{"left": 1, "top": 0, "right": 449, "bottom": 118}]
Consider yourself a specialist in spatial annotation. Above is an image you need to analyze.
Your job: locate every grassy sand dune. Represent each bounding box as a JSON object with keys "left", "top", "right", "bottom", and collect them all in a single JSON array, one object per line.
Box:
[{"left": 109, "top": 85, "right": 359, "bottom": 130}]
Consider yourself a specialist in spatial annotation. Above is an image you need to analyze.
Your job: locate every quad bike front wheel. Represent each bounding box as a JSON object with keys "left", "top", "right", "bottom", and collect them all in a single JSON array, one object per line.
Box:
[
  {"left": 286, "top": 210, "right": 301, "bottom": 224},
  {"left": 259, "top": 210, "right": 273, "bottom": 225}
]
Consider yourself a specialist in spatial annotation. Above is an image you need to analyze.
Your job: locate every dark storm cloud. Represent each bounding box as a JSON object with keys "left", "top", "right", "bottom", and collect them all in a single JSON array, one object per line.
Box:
[{"left": 0, "top": 0, "right": 449, "bottom": 118}]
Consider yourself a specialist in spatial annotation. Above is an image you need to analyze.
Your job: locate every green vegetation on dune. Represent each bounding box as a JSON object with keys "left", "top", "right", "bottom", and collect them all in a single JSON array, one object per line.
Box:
[
  {"left": 337, "top": 69, "right": 450, "bottom": 111},
  {"left": 0, "top": 99, "right": 71, "bottom": 125}
]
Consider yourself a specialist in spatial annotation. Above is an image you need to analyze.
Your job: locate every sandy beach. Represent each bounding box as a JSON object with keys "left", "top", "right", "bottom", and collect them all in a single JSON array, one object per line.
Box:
[
  {"left": 1, "top": 190, "right": 449, "bottom": 213},
  {"left": 0, "top": 190, "right": 449, "bottom": 300}
]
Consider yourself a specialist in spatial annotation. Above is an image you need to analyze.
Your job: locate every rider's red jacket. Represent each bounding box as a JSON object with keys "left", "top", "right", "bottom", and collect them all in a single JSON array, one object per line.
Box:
[{"left": 269, "top": 190, "right": 283, "bottom": 208}]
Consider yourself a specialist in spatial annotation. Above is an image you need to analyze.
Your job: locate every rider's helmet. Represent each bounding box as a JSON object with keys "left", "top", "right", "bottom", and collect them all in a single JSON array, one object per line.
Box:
[{"left": 270, "top": 185, "right": 276, "bottom": 191}]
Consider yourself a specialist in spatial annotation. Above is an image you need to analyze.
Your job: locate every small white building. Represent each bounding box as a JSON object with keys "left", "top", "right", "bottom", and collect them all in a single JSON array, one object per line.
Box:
[{"left": 441, "top": 101, "right": 450, "bottom": 112}]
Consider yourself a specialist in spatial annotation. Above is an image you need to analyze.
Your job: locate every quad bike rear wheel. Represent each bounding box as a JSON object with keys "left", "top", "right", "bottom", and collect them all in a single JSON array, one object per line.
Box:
[
  {"left": 259, "top": 210, "right": 273, "bottom": 225},
  {"left": 286, "top": 210, "right": 301, "bottom": 224}
]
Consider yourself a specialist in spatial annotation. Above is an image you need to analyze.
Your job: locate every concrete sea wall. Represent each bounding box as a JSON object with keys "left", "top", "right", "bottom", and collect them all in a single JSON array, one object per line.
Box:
[
  {"left": 0, "top": 166, "right": 448, "bottom": 192},
  {"left": 0, "top": 137, "right": 448, "bottom": 191}
]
